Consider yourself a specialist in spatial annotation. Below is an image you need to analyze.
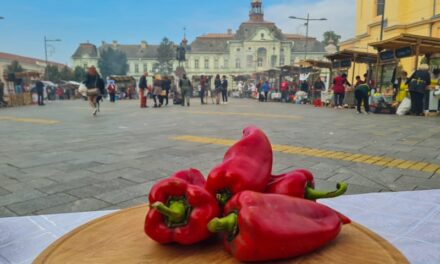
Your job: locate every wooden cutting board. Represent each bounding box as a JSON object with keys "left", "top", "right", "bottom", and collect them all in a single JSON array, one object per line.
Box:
[{"left": 34, "top": 205, "right": 409, "bottom": 264}]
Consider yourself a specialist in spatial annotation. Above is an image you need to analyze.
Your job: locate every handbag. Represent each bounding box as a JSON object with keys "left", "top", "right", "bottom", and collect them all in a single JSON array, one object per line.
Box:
[
  {"left": 78, "top": 84, "right": 88, "bottom": 96},
  {"left": 87, "top": 88, "right": 99, "bottom": 96},
  {"left": 160, "top": 90, "right": 167, "bottom": 96}
]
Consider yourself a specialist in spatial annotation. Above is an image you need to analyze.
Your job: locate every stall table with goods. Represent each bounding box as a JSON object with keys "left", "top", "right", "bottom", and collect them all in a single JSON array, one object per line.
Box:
[
  {"left": 369, "top": 33, "right": 440, "bottom": 115},
  {"left": 3, "top": 127, "right": 433, "bottom": 263}
]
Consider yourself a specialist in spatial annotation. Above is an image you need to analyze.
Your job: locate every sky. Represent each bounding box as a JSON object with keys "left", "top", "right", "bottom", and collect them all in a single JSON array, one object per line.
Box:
[{"left": 0, "top": 0, "right": 355, "bottom": 66}]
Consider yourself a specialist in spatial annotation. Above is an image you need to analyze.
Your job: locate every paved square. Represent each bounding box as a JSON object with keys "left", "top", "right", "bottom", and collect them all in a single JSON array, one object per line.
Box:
[{"left": 1, "top": 99, "right": 440, "bottom": 217}]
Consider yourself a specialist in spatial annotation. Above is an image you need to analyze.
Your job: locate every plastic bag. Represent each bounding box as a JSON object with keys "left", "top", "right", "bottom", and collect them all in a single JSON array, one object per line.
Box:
[{"left": 396, "top": 97, "right": 411, "bottom": 116}]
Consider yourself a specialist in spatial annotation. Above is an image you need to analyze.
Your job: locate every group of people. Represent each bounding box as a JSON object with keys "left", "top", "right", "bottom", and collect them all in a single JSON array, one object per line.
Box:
[{"left": 138, "top": 72, "right": 173, "bottom": 108}]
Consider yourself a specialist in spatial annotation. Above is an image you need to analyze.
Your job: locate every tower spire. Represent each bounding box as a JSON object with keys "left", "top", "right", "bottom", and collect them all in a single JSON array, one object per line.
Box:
[{"left": 249, "top": 0, "right": 264, "bottom": 22}]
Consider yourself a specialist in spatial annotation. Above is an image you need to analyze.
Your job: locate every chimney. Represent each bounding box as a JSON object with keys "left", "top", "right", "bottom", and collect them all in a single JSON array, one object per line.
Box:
[
  {"left": 141, "top": 41, "right": 147, "bottom": 49},
  {"left": 112, "top": 40, "right": 118, "bottom": 48},
  {"left": 227, "top": 29, "right": 233, "bottom": 35}
]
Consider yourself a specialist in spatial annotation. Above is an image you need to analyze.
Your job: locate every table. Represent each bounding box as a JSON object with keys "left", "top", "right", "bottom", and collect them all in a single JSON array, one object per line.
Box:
[{"left": 1, "top": 190, "right": 439, "bottom": 264}]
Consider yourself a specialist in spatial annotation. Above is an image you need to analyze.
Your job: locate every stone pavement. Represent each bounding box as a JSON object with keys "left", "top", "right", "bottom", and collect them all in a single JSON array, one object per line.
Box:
[{"left": 0, "top": 99, "right": 440, "bottom": 217}]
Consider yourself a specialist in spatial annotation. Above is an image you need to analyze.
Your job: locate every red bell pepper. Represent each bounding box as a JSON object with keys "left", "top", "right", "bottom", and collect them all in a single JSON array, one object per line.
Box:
[
  {"left": 206, "top": 126, "right": 273, "bottom": 205},
  {"left": 171, "top": 168, "right": 206, "bottom": 187},
  {"left": 145, "top": 169, "right": 220, "bottom": 245},
  {"left": 267, "top": 169, "right": 348, "bottom": 200},
  {"left": 208, "top": 191, "right": 350, "bottom": 262}
]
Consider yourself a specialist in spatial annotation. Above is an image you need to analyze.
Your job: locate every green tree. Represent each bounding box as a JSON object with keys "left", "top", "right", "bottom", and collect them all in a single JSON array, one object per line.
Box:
[
  {"left": 60, "top": 66, "right": 73, "bottom": 81},
  {"left": 323, "top": 31, "right": 342, "bottom": 46},
  {"left": 45, "top": 65, "right": 61, "bottom": 82},
  {"left": 5, "top": 60, "right": 24, "bottom": 74},
  {"left": 73, "top": 66, "right": 87, "bottom": 82},
  {"left": 156, "top": 37, "right": 176, "bottom": 75},
  {"left": 98, "top": 47, "right": 129, "bottom": 79}
]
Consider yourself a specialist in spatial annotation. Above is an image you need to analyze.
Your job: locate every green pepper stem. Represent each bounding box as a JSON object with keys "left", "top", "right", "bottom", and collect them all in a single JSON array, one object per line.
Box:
[
  {"left": 151, "top": 201, "right": 186, "bottom": 223},
  {"left": 207, "top": 213, "right": 237, "bottom": 234},
  {"left": 305, "top": 182, "right": 348, "bottom": 200},
  {"left": 216, "top": 191, "right": 232, "bottom": 206}
]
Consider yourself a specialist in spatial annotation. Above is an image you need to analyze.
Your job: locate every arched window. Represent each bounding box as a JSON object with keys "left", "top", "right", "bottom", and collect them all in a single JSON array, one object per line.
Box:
[{"left": 257, "top": 47, "right": 267, "bottom": 67}]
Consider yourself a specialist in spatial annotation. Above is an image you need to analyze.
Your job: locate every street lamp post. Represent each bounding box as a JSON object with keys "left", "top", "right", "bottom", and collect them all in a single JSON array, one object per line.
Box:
[
  {"left": 289, "top": 14, "right": 327, "bottom": 60},
  {"left": 44, "top": 36, "right": 61, "bottom": 80}
]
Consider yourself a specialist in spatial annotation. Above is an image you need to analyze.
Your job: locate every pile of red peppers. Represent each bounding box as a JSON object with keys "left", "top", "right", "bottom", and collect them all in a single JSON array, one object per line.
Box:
[{"left": 145, "top": 126, "right": 351, "bottom": 262}]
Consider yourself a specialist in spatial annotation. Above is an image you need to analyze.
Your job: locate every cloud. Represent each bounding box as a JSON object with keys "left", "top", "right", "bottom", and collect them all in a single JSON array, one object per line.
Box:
[{"left": 265, "top": 0, "right": 356, "bottom": 41}]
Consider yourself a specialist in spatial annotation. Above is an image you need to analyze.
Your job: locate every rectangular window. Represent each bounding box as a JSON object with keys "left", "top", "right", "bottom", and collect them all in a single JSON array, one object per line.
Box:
[
  {"left": 83, "top": 64, "right": 87, "bottom": 69},
  {"left": 377, "top": 0, "right": 385, "bottom": 16},
  {"left": 257, "top": 58, "right": 263, "bottom": 67},
  {"left": 143, "top": 63, "right": 148, "bottom": 72},
  {"left": 135, "top": 64, "right": 139, "bottom": 73},
  {"left": 224, "top": 58, "right": 229, "bottom": 68},
  {"left": 271, "top": 55, "right": 277, "bottom": 67},
  {"left": 204, "top": 59, "right": 209, "bottom": 69},
  {"left": 247, "top": 55, "right": 253, "bottom": 68},
  {"left": 235, "top": 58, "right": 241, "bottom": 69},
  {"left": 214, "top": 58, "right": 219, "bottom": 69},
  {"left": 280, "top": 56, "right": 285, "bottom": 66},
  {"left": 195, "top": 59, "right": 199, "bottom": 69}
]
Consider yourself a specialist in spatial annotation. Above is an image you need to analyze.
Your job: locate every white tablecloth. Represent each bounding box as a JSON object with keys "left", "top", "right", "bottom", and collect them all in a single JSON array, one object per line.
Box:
[{"left": 1, "top": 190, "right": 440, "bottom": 264}]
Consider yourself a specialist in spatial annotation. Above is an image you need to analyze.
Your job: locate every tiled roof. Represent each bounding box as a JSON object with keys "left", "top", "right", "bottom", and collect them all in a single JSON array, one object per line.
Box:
[
  {"left": 72, "top": 43, "right": 98, "bottom": 58},
  {"left": 198, "top": 34, "right": 235, "bottom": 39},
  {"left": 99, "top": 44, "right": 160, "bottom": 59},
  {"left": 189, "top": 38, "right": 230, "bottom": 53},
  {"left": 0, "top": 52, "right": 67, "bottom": 68},
  {"left": 285, "top": 34, "right": 316, "bottom": 41},
  {"left": 291, "top": 40, "right": 326, "bottom": 53}
]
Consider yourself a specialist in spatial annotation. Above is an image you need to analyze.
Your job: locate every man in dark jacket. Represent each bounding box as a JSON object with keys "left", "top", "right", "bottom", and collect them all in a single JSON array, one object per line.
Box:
[
  {"left": 162, "top": 76, "right": 172, "bottom": 106},
  {"left": 36, "top": 79, "right": 45, "bottom": 106},
  {"left": 407, "top": 64, "right": 431, "bottom": 116},
  {"left": 139, "top": 72, "right": 148, "bottom": 108},
  {"left": 221, "top": 75, "right": 228, "bottom": 104}
]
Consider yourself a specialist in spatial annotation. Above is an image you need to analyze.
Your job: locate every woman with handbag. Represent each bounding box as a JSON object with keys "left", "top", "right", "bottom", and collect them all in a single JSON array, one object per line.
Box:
[{"left": 84, "top": 66, "right": 105, "bottom": 116}]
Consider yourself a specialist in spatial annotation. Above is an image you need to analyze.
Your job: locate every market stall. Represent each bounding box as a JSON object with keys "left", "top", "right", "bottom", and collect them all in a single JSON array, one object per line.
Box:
[
  {"left": 369, "top": 34, "right": 440, "bottom": 114},
  {"left": 109, "top": 75, "right": 137, "bottom": 100},
  {"left": 4, "top": 71, "right": 41, "bottom": 107},
  {"left": 326, "top": 50, "right": 378, "bottom": 108}
]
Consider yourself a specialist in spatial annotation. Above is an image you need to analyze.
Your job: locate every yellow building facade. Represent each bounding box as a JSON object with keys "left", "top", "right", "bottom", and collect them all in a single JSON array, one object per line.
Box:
[{"left": 340, "top": 0, "right": 440, "bottom": 79}]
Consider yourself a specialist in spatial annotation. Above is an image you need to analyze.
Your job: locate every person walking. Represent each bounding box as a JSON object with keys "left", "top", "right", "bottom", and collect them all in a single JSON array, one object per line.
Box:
[
  {"left": 407, "top": 64, "right": 431, "bottom": 116},
  {"left": 153, "top": 75, "right": 163, "bottom": 108},
  {"left": 179, "top": 74, "right": 192, "bottom": 107},
  {"left": 84, "top": 66, "right": 105, "bottom": 116},
  {"left": 214, "top": 74, "right": 222, "bottom": 105},
  {"left": 138, "top": 72, "right": 148, "bottom": 108},
  {"left": 262, "top": 80, "right": 270, "bottom": 102},
  {"left": 162, "top": 76, "right": 171, "bottom": 106},
  {"left": 354, "top": 83, "right": 371, "bottom": 114},
  {"left": 221, "top": 75, "right": 228, "bottom": 104},
  {"left": 332, "top": 73, "right": 349, "bottom": 109},
  {"left": 36, "top": 79, "right": 45, "bottom": 106},
  {"left": 199, "top": 75, "right": 206, "bottom": 105}
]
